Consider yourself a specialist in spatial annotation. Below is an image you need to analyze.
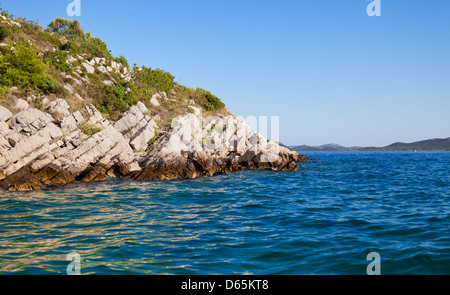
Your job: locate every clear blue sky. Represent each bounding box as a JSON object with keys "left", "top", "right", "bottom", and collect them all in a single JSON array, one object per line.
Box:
[{"left": 2, "top": 0, "right": 450, "bottom": 146}]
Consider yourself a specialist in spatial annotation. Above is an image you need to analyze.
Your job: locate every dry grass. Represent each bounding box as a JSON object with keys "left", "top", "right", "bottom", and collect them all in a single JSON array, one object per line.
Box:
[{"left": 0, "top": 93, "right": 19, "bottom": 114}]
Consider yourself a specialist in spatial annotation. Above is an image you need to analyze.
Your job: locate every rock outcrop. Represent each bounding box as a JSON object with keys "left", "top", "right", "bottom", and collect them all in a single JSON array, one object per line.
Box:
[{"left": 0, "top": 98, "right": 308, "bottom": 192}]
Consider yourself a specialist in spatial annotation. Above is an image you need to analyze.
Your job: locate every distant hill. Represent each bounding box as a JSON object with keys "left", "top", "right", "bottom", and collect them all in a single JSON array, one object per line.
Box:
[
  {"left": 292, "top": 143, "right": 363, "bottom": 152},
  {"left": 360, "top": 137, "right": 450, "bottom": 151},
  {"left": 292, "top": 144, "right": 348, "bottom": 152},
  {"left": 291, "top": 137, "right": 450, "bottom": 152},
  {"left": 276, "top": 142, "right": 289, "bottom": 149}
]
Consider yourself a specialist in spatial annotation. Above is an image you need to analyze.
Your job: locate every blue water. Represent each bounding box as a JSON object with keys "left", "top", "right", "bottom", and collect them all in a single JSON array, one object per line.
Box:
[{"left": 0, "top": 151, "right": 449, "bottom": 275}]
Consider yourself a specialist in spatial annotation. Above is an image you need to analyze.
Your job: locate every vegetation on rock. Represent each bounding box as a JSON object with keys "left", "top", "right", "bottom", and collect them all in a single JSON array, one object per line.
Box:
[
  {"left": 0, "top": 6, "right": 227, "bottom": 126},
  {"left": 79, "top": 123, "right": 104, "bottom": 137}
]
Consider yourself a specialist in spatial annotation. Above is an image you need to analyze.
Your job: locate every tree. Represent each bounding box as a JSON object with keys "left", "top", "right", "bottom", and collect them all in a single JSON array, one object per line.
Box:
[{"left": 47, "top": 18, "right": 86, "bottom": 41}]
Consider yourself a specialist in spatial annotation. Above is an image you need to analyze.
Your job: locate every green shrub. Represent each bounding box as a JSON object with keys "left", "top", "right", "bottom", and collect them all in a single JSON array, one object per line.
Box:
[
  {"left": 113, "top": 55, "right": 129, "bottom": 69},
  {"left": 60, "top": 40, "right": 81, "bottom": 54},
  {"left": 39, "top": 74, "right": 60, "bottom": 94},
  {"left": 81, "top": 37, "right": 111, "bottom": 58},
  {"left": 0, "top": 85, "right": 10, "bottom": 98},
  {"left": 195, "top": 88, "right": 225, "bottom": 110},
  {"left": 0, "top": 41, "right": 47, "bottom": 90},
  {"left": 43, "top": 32, "right": 63, "bottom": 48},
  {"left": 0, "top": 25, "right": 9, "bottom": 42},
  {"left": 79, "top": 123, "right": 104, "bottom": 137},
  {"left": 135, "top": 66, "right": 175, "bottom": 94},
  {"left": 94, "top": 82, "right": 137, "bottom": 117},
  {"left": 43, "top": 50, "right": 73, "bottom": 73}
]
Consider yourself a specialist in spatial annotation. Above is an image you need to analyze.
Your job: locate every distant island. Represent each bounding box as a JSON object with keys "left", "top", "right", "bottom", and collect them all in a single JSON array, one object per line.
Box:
[{"left": 291, "top": 137, "right": 450, "bottom": 152}]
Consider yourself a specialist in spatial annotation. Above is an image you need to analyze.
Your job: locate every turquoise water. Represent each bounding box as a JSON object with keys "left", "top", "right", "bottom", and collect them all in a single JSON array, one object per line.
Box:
[{"left": 0, "top": 151, "right": 449, "bottom": 275}]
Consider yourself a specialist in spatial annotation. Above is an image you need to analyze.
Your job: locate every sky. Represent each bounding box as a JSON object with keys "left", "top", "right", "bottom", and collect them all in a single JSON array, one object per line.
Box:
[{"left": 2, "top": 0, "right": 450, "bottom": 146}]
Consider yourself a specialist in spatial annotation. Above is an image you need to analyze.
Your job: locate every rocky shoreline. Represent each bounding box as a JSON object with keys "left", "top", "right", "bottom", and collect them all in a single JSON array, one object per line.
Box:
[{"left": 0, "top": 99, "right": 308, "bottom": 192}]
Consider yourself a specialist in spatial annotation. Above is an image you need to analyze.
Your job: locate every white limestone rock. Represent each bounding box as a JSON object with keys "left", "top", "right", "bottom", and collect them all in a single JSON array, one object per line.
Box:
[
  {"left": 0, "top": 121, "right": 9, "bottom": 135},
  {"left": 0, "top": 106, "right": 13, "bottom": 122},
  {"left": 47, "top": 98, "right": 71, "bottom": 117},
  {"left": 74, "top": 93, "right": 84, "bottom": 101},
  {"left": 187, "top": 106, "right": 201, "bottom": 117},
  {"left": 64, "top": 84, "right": 74, "bottom": 95},
  {"left": 113, "top": 105, "right": 145, "bottom": 133},
  {"left": 66, "top": 55, "right": 77, "bottom": 63},
  {"left": 97, "top": 65, "right": 107, "bottom": 73},
  {"left": 15, "top": 99, "right": 29, "bottom": 111},
  {"left": 81, "top": 62, "right": 95, "bottom": 74},
  {"left": 129, "top": 120, "right": 158, "bottom": 151},
  {"left": 150, "top": 93, "right": 161, "bottom": 107},
  {"left": 9, "top": 109, "right": 53, "bottom": 134}
]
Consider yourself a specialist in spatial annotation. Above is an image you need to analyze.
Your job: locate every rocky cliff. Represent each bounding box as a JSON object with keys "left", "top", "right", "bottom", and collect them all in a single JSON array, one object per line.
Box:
[
  {"left": 0, "top": 12, "right": 307, "bottom": 191},
  {"left": 0, "top": 99, "right": 306, "bottom": 192}
]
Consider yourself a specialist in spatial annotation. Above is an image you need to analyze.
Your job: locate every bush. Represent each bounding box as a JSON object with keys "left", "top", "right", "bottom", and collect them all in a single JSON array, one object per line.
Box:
[
  {"left": 94, "top": 82, "right": 137, "bottom": 117},
  {"left": 81, "top": 37, "right": 111, "bottom": 58},
  {"left": 0, "top": 85, "right": 10, "bottom": 98},
  {"left": 195, "top": 88, "right": 225, "bottom": 110},
  {"left": 0, "top": 25, "right": 9, "bottom": 42},
  {"left": 39, "top": 74, "right": 60, "bottom": 94},
  {"left": 113, "top": 55, "right": 129, "bottom": 69},
  {"left": 135, "top": 66, "right": 175, "bottom": 94},
  {"left": 43, "top": 32, "right": 63, "bottom": 48},
  {"left": 79, "top": 123, "right": 104, "bottom": 137},
  {"left": 60, "top": 40, "right": 81, "bottom": 54},
  {"left": 0, "top": 41, "right": 47, "bottom": 90},
  {"left": 43, "top": 50, "right": 73, "bottom": 73}
]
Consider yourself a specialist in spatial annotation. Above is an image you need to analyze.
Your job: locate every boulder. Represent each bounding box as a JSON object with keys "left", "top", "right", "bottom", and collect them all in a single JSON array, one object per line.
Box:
[
  {"left": 0, "top": 121, "right": 9, "bottom": 135},
  {"left": 47, "top": 98, "right": 71, "bottom": 117},
  {"left": 41, "top": 97, "right": 50, "bottom": 106},
  {"left": 0, "top": 106, "right": 12, "bottom": 122},
  {"left": 26, "top": 95, "right": 36, "bottom": 102},
  {"left": 10, "top": 108, "right": 53, "bottom": 134},
  {"left": 97, "top": 66, "right": 107, "bottom": 73},
  {"left": 129, "top": 120, "right": 158, "bottom": 151},
  {"left": 66, "top": 55, "right": 77, "bottom": 63},
  {"left": 150, "top": 93, "right": 161, "bottom": 107},
  {"left": 15, "top": 99, "right": 29, "bottom": 111},
  {"left": 64, "top": 74, "right": 82, "bottom": 85},
  {"left": 113, "top": 105, "right": 145, "bottom": 133},
  {"left": 60, "top": 115, "right": 78, "bottom": 133},
  {"left": 74, "top": 93, "right": 84, "bottom": 101},
  {"left": 93, "top": 57, "right": 106, "bottom": 64},
  {"left": 187, "top": 106, "right": 201, "bottom": 116},
  {"left": 81, "top": 62, "right": 95, "bottom": 74},
  {"left": 64, "top": 84, "right": 74, "bottom": 95}
]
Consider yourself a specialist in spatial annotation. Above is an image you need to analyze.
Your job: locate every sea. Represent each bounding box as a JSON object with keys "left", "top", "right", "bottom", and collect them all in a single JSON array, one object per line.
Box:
[{"left": 0, "top": 151, "right": 449, "bottom": 275}]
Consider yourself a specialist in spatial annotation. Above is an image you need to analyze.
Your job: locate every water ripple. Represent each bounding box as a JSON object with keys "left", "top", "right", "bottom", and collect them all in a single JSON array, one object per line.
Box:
[{"left": 0, "top": 151, "right": 449, "bottom": 274}]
